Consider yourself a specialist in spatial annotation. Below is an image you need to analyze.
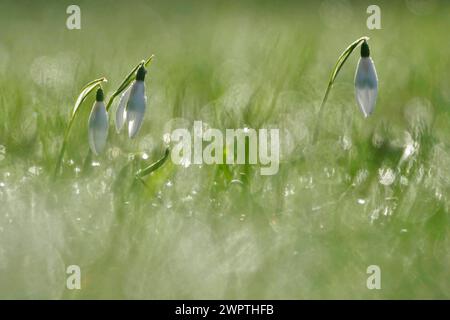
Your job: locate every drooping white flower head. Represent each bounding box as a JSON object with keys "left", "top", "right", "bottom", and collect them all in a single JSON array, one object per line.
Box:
[
  {"left": 88, "top": 88, "right": 109, "bottom": 155},
  {"left": 115, "top": 83, "right": 132, "bottom": 133},
  {"left": 126, "top": 65, "right": 147, "bottom": 138},
  {"left": 354, "top": 41, "right": 378, "bottom": 117}
]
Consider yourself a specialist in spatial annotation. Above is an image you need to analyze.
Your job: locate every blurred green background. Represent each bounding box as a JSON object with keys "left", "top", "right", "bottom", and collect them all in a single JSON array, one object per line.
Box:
[{"left": 0, "top": 0, "right": 449, "bottom": 299}]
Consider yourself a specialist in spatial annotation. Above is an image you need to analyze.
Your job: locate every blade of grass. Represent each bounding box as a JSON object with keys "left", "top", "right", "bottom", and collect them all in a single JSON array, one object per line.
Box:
[{"left": 135, "top": 147, "right": 170, "bottom": 179}]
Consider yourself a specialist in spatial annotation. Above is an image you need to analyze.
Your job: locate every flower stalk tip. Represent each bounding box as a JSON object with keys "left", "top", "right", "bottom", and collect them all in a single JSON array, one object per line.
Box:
[
  {"left": 96, "top": 87, "right": 104, "bottom": 101},
  {"left": 136, "top": 65, "right": 147, "bottom": 81},
  {"left": 361, "top": 40, "right": 370, "bottom": 57}
]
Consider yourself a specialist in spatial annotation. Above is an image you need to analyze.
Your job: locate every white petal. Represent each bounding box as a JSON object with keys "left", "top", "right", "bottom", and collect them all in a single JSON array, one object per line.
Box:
[
  {"left": 115, "top": 84, "right": 132, "bottom": 133},
  {"left": 88, "top": 101, "right": 109, "bottom": 155},
  {"left": 126, "top": 81, "right": 147, "bottom": 138},
  {"left": 354, "top": 57, "right": 378, "bottom": 117}
]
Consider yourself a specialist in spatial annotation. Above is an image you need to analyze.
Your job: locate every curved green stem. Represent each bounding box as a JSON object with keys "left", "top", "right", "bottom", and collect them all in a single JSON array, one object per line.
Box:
[
  {"left": 54, "top": 77, "right": 107, "bottom": 178},
  {"left": 312, "top": 36, "right": 369, "bottom": 144}
]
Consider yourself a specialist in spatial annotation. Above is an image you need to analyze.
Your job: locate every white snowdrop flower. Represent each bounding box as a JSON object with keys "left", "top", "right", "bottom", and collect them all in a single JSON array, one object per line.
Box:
[
  {"left": 126, "top": 65, "right": 147, "bottom": 138},
  {"left": 354, "top": 41, "right": 378, "bottom": 117},
  {"left": 88, "top": 88, "right": 109, "bottom": 155},
  {"left": 115, "top": 83, "right": 132, "bottom": 133}
]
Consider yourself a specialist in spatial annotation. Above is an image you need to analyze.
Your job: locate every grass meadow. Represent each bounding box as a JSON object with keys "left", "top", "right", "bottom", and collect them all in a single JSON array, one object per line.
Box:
[{"left": 0, "top": 0, "right": 449, "bottom": 299}]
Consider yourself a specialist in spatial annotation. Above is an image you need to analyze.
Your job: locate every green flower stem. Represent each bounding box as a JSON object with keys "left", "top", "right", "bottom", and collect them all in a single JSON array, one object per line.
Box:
[
  {"left": 312, "top": 36, "right": 369, "bottom": 144},
  {"left": 54, "top": 77, "right": 107, "bottom": 177}
]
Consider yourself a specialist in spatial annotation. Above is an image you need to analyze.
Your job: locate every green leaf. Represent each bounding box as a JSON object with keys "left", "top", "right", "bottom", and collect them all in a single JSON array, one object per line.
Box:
[{"left": 135, "top": 147, "right": 170, "bottom": 178}]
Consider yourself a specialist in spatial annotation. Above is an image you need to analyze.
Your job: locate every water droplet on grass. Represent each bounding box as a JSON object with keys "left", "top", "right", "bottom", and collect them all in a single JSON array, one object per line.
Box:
[
  {"left": 340, "top": 135, "right": 352, "bottom": 150},
  {"left": 108, "top": 147, "right": 121, "bottom": 160},
  {"left": 284, "top": 184, "right": 295, "bottom": 197},
  {"left": 378, "top": 167, "right": 395, "bottom": 186},
  {"left": 0, "top": 145, "right": 6, "bottom": 161},
  {"left": 28, "top": 166, "right": 42, "bottom": 176}
]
